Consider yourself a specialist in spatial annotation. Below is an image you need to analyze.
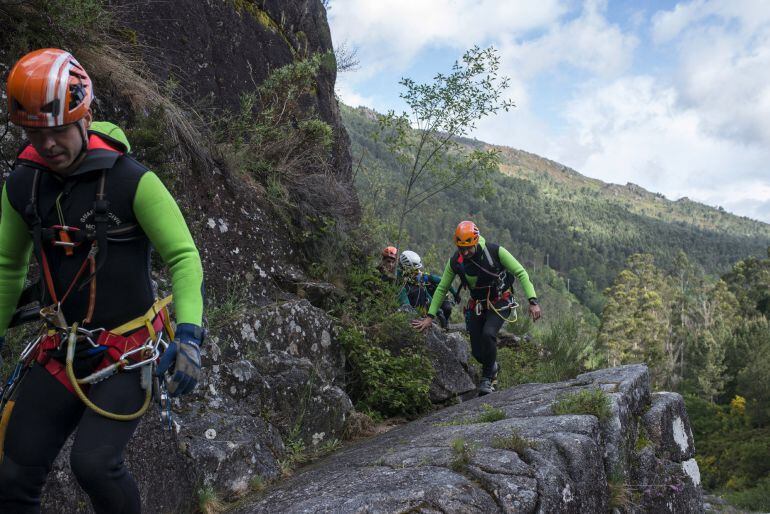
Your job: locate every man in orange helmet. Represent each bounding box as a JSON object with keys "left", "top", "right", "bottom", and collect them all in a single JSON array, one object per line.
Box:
[
  {"left": 377, "top": 245, "right": 398, "bottom": 281},
  {"left": 412, "top": 221, "right": 541, "bottom": 396},
  {"left": 0, "top": 48, "right": 204, "bottom": 513}
]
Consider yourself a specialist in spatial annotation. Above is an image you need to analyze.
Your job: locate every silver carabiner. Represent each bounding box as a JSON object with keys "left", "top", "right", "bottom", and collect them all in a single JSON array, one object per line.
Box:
[
  {"left": 20, "top": 335, "right": 44, "bottom": 361},
  {"left": 121, "top": 342, "right": 160, "bottom": 371},
  {"left": 76, "top": 326, "right": 105, "bottom": 348}
]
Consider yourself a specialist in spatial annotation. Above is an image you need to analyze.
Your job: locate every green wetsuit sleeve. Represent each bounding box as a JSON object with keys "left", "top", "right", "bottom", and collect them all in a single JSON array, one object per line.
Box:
[
  {"left": 0, "top": 185, "right": 33, "bottom": 336},
  {"left": 499, "top": 246, "right": 537, "bottom": 300},
  {"left": 133, "top": 172, "right": 203, "bottom": 326},
  {"left": 427, "top": 259, "right": 456, "bottom": 317},
  {"left": 429, "top": 273, "right": 457, "bottom": 297}
]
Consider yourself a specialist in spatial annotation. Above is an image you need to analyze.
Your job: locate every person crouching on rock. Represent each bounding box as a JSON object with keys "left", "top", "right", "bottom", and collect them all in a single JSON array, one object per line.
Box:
[
  {"left": 412, "top": 221, "right": 541, "bottom": 396},
  {"left": 0, "top": 48, "right": 204, "bottom": 513}
]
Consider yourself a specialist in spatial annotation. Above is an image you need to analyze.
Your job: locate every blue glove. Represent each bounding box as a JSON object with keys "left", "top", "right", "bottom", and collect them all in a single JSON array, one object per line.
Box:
[{"left": 156, "top": 324, "right": 203, "bottom": 397}]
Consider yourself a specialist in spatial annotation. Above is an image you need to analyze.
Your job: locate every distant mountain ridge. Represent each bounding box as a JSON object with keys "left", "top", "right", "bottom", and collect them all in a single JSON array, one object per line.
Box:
[
  {"left": 342, "top": 104, "right": 770, "bottom": 310},
  {"left": 491, "top": 145, "right": 770, "bottom": 238}
]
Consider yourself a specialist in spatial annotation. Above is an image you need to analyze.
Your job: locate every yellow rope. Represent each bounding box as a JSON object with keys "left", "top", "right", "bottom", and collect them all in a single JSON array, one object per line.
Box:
[
  {"left": 486, "top": 289, "right": 519, "bottom": 324},
  {"left": 65, "top": 323, "right": 151, "bottom": 421}
]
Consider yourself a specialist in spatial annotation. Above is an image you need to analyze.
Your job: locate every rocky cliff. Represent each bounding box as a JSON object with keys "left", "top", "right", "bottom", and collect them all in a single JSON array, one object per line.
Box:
[
  {"left": 0, "top": 0, "right": 363, "bottom": 512},
  {"left": 235, "top": 364, "right": 703, "bottom": 513}
]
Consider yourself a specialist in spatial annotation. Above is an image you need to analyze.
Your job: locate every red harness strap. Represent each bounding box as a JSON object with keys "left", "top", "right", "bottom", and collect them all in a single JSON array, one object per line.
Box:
[
  {"left": 34, "top": 311, "right": 167, "bottom": 395},
  {"left": 467, "top": 290, "right": 511, "bottom": 314}
]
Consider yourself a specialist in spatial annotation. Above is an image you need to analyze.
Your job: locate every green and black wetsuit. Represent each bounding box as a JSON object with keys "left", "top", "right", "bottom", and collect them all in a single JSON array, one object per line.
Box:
[
  {"left": 0, "top": 122, "right": 203, "bottom": 513},
  {"left": 427, "top": 237, "right": 536, "bottom": 378}
]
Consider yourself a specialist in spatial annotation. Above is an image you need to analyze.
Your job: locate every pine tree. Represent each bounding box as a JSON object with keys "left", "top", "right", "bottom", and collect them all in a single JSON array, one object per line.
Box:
[{"left": 598, "top": 254, "right": 672, "bottom": 386}]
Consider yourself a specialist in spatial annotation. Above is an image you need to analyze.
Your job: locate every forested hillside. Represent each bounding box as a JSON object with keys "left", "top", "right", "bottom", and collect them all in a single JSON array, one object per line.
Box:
[
  {"left": 343, "top": 104, "right": 770, "bottom": 313},
  {"left": 344, "top": 102, "right": 770, "bottom": 510}
]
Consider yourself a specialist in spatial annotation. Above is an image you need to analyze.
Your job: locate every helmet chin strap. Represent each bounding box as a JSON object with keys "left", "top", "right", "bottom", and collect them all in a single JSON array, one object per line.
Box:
[
  {"left": 61, "top": 118, "right": 89, "bottom": 173},
  {"left": 76, "top": 118, "right": 89, "bottom": 159}
]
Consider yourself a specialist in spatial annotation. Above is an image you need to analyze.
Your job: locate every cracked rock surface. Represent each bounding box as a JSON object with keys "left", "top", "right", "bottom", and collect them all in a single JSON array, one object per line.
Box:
[{"left": 236, "top": 364, "right": 703, "bottom": 513}]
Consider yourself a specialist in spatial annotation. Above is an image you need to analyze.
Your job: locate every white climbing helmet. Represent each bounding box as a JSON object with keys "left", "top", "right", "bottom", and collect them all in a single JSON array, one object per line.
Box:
[{"left": 399, "top": 250, "right": 423, "bottom": 270}]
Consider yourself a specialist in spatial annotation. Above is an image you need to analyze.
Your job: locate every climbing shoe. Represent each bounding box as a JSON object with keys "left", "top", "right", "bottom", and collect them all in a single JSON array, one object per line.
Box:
[
  {"left": 478, "top": 362, "right": 500, "bottom": 397},
  {"left": 478, "top": 377, "right": 495, "bottom": 396}
]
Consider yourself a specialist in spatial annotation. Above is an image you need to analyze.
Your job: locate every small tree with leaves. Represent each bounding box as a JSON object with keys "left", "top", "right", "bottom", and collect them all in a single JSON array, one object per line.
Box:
[{"left": 376, "top": 46, "right": 514, "bottom": 254}]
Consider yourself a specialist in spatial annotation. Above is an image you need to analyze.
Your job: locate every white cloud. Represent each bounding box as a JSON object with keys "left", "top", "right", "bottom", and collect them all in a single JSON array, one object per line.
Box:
[
  {"left": 335, "top": 77, "right": 377, "bottom": 109},
  {"left": 329, "top": 0, "right": 567, "bottom": 75},
  {"left": 651, "top": 0, "right": 707, "bottom": 44},
  {"left": 553, "top": 75, "right": 770, "bottom": 221},
  {"left": 472, "top": 101, "right": 554, "bottom": 158},
  {"left": 498, "top": 0, "right": 638, "bottom": 79},
  {"left": 649, "top": 1, "right": 770, "bottom": 147},
  {"left": 652, "top": 0, "right": 770, "bottom": 43}
]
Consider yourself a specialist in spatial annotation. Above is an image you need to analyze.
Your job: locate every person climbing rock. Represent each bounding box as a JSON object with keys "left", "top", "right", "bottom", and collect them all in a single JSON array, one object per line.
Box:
[
  {"left": 0, "top": 48, "right": 204, "bottom": 513},
  {"left": 396, "top": 250, "right": 434, "bottom": 317},
  {"left": 412, "top": 221, "right": 541, "bottom": 396},
  {"left": 396, "top": 250, "right": 456, "bottom": 328},
  {"left": 377, "top": 245, "right": 398, "bottom": 282}
]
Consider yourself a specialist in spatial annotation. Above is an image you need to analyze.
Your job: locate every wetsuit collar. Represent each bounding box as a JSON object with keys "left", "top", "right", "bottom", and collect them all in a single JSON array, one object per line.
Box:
[{"left": 16, "top": 133, "right": 124, "bottom": 177}]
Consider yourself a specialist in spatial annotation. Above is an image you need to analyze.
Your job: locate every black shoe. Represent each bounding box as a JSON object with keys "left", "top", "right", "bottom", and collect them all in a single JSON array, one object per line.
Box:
[
  {"left": 478, "top": 377, "right": 495, "bottom": 396},
  {"left": 478, "top": 362, "right": 500, "bottom": 397}
]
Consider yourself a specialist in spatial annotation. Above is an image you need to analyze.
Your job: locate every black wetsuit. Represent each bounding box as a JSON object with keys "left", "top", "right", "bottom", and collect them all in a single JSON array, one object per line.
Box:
[{"left": 0, "top": 125, "right": 203, "bottom": 513}]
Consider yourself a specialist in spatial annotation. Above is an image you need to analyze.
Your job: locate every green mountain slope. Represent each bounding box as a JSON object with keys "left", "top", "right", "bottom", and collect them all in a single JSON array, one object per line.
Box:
[{"left": 343, "top": 104, "right": 770, "bottom": 311}]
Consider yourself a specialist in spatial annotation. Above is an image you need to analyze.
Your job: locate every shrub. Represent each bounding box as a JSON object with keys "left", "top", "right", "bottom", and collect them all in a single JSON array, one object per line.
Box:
[
  {"left": 533, "top": 315, "right": 599, "bottom": 382},
  {"left": 726, "top": 475, "right": 770, "bottom": 511},
  {"left": 340, "top": 321, "right": 434, "bottom": 418},
  {"left": 552, "top": 388, "right": 612, "bottom": 422},
  {"left": 495, "top": 314, "right": 600, "bottom": 390}
]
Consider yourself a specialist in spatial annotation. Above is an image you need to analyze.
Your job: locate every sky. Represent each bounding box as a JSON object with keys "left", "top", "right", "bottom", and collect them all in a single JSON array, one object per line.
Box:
[{"left": 328, "top": 0, "right": 770, "bottom": 223}]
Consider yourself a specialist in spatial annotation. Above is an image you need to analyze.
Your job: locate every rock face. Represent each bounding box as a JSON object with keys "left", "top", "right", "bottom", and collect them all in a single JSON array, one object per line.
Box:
[
  {"left": 39, "top": 299, "right": 354, "bottom": 512},
  {"left": 425, "top": 328, "right": 478, "bottom": 402},
  {"left": 0, "top": 1, "right": 362, "bottom": 511},
  {"left": 236, "top": 365, "right": 703, "bottom": 513}
]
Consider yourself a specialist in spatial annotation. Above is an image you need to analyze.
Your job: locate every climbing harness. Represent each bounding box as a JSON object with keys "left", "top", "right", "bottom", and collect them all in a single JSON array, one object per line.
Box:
[
  {"left": 455, "top": 245, "right": 520, "bottom": 323},
  {"left": 0, "top": 296, "right": 176, "bottom": 425}
]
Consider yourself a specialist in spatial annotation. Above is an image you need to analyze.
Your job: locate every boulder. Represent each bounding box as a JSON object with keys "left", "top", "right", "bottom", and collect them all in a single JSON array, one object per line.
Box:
[
  {"left": 642, "top": 392, "right": 696, "bottom": 462},
  {"left": 424, "top": 328, "right": 478, "bottom": 402},
  {"left": 236, "top": 364, "right": 704, "bottom": 513}
]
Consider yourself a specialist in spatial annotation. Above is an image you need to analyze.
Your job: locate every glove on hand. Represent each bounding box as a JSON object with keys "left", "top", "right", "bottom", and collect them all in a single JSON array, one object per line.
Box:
[{"left": 156, "top": 324, "right": 203, "bottom": 397}]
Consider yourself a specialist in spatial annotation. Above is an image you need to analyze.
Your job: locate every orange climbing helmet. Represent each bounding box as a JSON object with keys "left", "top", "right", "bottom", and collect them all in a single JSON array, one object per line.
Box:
[
  {"left": 7, "top": 48, "right": 93, "bottom": 128},
  {"left": 454, "top": 221, "right": 479, "bottom": 247},
  {"left": 381, "top": 246, "right": 398, "bottom": 260}
]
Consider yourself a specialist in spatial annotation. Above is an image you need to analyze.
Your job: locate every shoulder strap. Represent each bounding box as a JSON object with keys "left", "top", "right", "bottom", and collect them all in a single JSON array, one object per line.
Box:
[
  {"left": 78, "top": 170, "right": 109, "bottom": 290},
  {"left": 451, "top": 253, "right": 470, "bottom": 291},
  {"left": 482, "top": 244, "right": 495, "bottom": 269},
  {"left": 24, "top": 169, "right": 48, "bottom": 302}
]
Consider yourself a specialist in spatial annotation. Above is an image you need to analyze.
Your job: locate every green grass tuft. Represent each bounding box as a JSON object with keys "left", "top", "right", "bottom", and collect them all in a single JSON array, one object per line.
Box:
[
  {"left": 450, "top": 438, "right": 475, "bottom": 471},
  {"left": 197, "top": 485, "right": 224, "bottom": 514},
  {"left": 491, "top": 429, "right": 535, "bottom": 453},
  {"left": 474, "top": 403, "right": 506, "bottom": 423},
  {"left": 552, "top": 388, "right": 612, "bottom": 422}
]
